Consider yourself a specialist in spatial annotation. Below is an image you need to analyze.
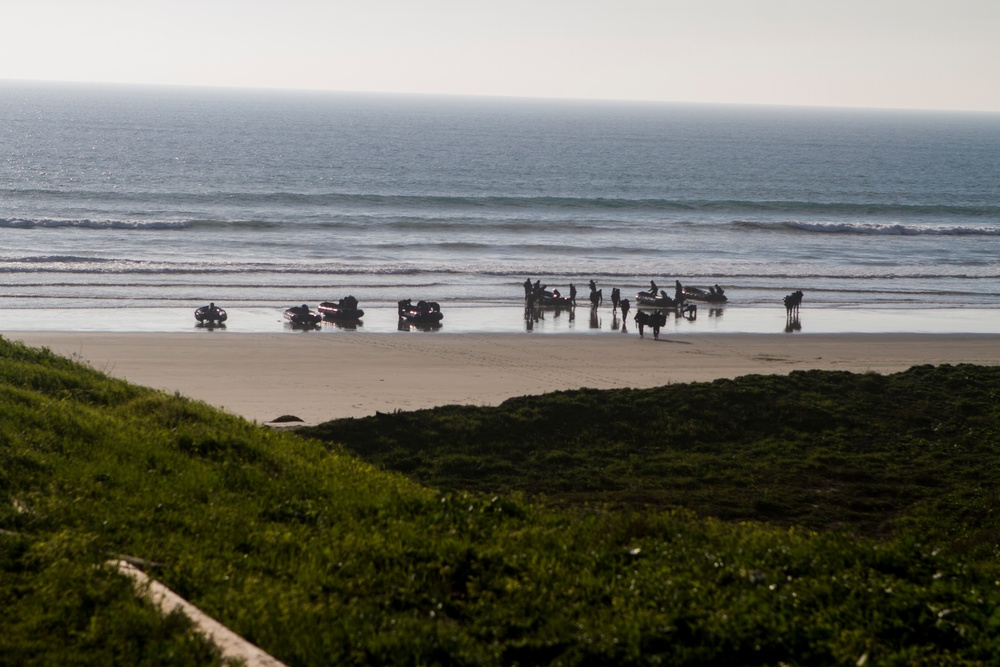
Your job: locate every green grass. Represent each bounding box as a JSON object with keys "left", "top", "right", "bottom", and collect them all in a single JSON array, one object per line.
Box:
[
  {"left": 301, "top": 365, "right": 1000, "bottom": 560},
  {"left": 3, "top": 335, "right": 1000, "bottom": 665}
]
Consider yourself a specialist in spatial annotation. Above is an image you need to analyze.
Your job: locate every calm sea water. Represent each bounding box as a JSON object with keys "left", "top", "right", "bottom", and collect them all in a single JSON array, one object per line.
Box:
[{"left": 1, "top": 81, "right": 998, "bottom": 333}]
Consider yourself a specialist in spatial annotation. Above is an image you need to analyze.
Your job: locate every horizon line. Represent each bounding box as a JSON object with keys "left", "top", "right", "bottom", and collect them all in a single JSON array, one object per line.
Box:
[{"left": 3, "top": 77, "right": 999, "bottom": 116}]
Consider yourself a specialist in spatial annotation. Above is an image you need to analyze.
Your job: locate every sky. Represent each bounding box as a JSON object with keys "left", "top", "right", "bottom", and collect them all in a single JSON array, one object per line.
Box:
[{"left": 3, "top": 0, "right": 999, "bottom": 112}]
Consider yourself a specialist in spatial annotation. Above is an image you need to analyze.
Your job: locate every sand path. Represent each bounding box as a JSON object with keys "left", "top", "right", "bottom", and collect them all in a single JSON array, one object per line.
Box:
[{"left": 10, "top": 332, "right": 1000, "bottom": 425}]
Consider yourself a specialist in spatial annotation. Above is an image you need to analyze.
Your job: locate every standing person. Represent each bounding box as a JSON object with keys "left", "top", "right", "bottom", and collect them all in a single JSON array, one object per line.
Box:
[
  {"left": 569, "top": 283, "right": 577, "bottom": 305},
  {"left": 523, "top": 278, "right": 532, "bottom": 301}
]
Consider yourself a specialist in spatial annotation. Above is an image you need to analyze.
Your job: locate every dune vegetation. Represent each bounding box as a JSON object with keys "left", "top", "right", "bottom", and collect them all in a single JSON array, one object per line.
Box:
[
  {"left": 302, "top": 364, "right": 1000, "bottom": 561},
  {"left": 3, "top": 335, "right": 1000, "bottom": 665}
]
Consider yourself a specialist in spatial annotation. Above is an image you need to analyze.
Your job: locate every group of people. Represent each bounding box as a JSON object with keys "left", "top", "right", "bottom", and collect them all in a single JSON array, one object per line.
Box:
[
  {"left": 527, "top": 278, "right": 719, "bottom": 306},
  {"left": 523, "top": 278, "right": 577, "bottom": 308},
  {"left": 523, "top": 277, "right": 715, "bottom": 331},
  {"left": 640, "top": 279, "right": 685, "bottom": 302},
  {"left": 523, "top": 278, "right": 632, "bottom": 316},
  {"left": 336, "top": 295, "right": 360, "bottom": 312},
  {"left": 638, "top": 279, "right": 725, "bottom": 303}
]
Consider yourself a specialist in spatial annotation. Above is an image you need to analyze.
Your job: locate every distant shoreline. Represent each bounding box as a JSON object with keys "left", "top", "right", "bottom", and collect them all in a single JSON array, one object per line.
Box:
[{"left": 9, "top": 331, "right": 1000, "bottom": 427}]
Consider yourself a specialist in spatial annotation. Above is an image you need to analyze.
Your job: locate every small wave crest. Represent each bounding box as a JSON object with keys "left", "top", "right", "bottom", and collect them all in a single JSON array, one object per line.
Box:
[
  {"left": 734, "top": 220, "right": 1000, "bottom": 236},
  {"left": 194, "top": 194, "right": 1000, "bottom": 219},
  {"left": 265, "top": 194, "right": 996, "bottom": 215},
  {"left": 0, "top": 257, "right": 436, "bottom": 276},
  {"left": 0, "top": 217, "right": 190, "bottom": 230},
  {"left": 3, "top": 255, "right": 997, "bottom": 281},
  {"left": 12, "top": 186, "right": 995, "bottom": 213}
]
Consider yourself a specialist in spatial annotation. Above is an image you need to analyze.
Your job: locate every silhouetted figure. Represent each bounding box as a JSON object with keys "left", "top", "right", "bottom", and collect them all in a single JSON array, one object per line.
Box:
[
  {"left": 524, "top": 278, "right": 532, "bottom": 301},
  {"left": 783, "top": 290, "right": 804, "bottom": 332},
  {"left": 569, "top": 283, "right": 577, "bottom": 305},
  {"left": 783, "top": 290, "right": 803, "bottom": 317},
  {"left": 611, "top": 288, "right": 621, "bottom": 313},
  {"left": 635, "top": 310, "right": 667, "bottom": 339},
  {"left": 620, "top": 298, "right": 630, "bottom": 327}
]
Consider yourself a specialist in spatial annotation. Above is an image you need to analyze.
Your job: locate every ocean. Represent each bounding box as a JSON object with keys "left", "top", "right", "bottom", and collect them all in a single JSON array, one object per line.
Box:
[{"left": 1, "top": 81, "right": 998, "bottom": 334}]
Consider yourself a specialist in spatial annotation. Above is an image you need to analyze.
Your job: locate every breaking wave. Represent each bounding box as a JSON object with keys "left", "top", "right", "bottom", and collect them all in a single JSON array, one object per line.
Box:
[{"left": 733, "top": 220, "right": 1000, "bottom": 236}]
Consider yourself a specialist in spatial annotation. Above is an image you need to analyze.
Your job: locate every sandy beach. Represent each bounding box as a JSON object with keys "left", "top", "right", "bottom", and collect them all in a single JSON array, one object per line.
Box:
[{"left": 8, "top": 331, "right": 1000, "bottom": 426}]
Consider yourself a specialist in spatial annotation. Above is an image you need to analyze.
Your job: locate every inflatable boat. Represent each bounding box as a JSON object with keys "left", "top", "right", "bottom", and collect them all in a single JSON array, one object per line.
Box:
[
  {"left": 318, "top": 296, "right": 364, "bottom": 321},
  {"left": 680, "top": 286, "right": 728, "bottom": 304},
  {"left": 284, "top": 304, "right": 322, "bottom": 327},
  {"left": 195, "top": 303, "right": 227, "bottom": 324},
  {"left": 634, "top": 291, "right": 682, "bottom": 309},
  {"left": 398, "top": 299, "right": 444, "bottom": 325}
]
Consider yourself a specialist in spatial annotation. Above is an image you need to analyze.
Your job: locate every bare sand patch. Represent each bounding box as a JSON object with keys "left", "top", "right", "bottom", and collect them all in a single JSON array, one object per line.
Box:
[{"left": 10, "top": 332, "right": 1000, "bottom": 425}]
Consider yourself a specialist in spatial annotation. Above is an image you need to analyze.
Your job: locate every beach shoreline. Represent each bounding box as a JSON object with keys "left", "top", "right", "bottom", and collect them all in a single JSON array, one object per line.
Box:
[
  {"left": 8, "top": 331, "right": 1000, "bottom": 427},
  {"left": 0, "top": 305, "right": 997, "bottom": 335}
]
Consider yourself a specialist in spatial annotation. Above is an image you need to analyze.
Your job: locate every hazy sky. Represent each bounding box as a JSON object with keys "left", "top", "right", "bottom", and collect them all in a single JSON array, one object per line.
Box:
[{"left": 4, "top": 0, "right": 998, "bottom": 111}]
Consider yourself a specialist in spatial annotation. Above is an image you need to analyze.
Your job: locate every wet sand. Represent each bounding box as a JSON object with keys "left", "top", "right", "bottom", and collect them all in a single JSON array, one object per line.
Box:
[{"left": 9, "top": 332, "right": 1000, "bottom": 426}]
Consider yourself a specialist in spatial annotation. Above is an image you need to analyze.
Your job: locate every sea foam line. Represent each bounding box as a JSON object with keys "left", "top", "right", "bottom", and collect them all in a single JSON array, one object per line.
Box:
[
  {"left": 2, "top": 260, "right": 998, "bottom": 281},
  {"left": 734, "top": 220, "right": 1000, "bottom": 236},
  {"left": 0, "top": 218, "right": 190, "bottom": 230}
]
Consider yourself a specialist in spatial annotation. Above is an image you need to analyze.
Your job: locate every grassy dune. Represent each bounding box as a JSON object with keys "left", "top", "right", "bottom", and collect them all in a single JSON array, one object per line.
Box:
[
  {"left": 3, "top": 336, "right": 1000, "bottom": 665},
  {"left": 302, "top": 365, "right": 1000, "bottom": 560}
]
